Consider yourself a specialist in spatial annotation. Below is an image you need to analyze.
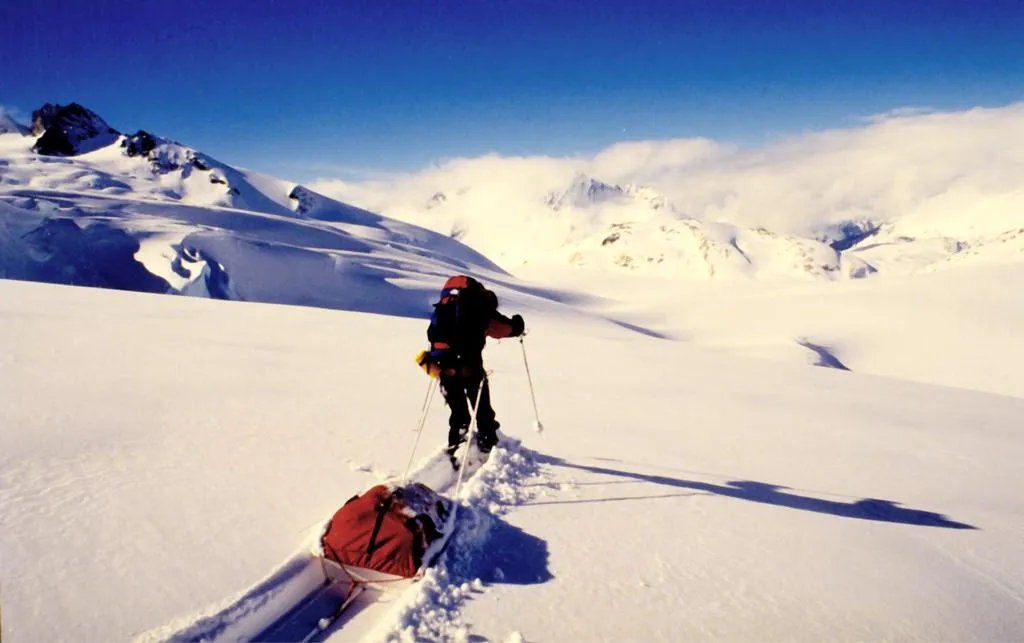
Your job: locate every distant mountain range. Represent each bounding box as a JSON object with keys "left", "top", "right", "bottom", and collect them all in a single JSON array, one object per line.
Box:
[
  {"left": 375, "top": 160, "right": 1023, "bottom": 280},
  {"left": 2, "top": 103, "right": 1021, "bottom": 300}
]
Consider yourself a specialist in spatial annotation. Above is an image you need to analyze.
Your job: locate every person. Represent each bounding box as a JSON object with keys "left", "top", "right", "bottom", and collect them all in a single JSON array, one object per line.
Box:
[{"left": 418, "top": 275, "right": 525, "bottom": 464}]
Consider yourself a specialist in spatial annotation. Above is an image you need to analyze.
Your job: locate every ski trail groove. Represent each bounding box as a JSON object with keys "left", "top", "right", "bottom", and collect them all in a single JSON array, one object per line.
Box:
[{"left": 363, "top": 437, "right": 542, "bottom": 643}]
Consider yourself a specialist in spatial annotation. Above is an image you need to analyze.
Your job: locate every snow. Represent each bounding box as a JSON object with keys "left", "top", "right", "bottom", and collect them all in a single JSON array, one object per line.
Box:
[
  {"left": 3, "top": 105, "right": 1024, "bottom": 642},
  {"left": 3, "top": 270, "right": 1023, "bottom": 642}
]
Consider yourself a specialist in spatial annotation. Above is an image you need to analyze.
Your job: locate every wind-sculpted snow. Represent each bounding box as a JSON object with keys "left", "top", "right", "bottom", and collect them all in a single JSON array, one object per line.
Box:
[{"left": 0, "top": 190, "right": 505, "bottom": 317}]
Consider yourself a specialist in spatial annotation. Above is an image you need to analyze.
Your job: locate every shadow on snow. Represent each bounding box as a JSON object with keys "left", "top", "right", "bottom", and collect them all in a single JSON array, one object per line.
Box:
[
  {"left": 446, "top": 508, "right": 553, "bottom": 587},
  {"left": 536, "top": 455, "right": 977, "bottom": 530}
]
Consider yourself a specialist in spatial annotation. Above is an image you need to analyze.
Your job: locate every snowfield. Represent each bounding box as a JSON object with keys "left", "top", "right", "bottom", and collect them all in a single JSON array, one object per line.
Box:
[
  {"left": 2, "top": 106, "right": 1024, "bottom": 642},
  {"left": 2, "top": 277, "right": 1023, "bottom": 642}
]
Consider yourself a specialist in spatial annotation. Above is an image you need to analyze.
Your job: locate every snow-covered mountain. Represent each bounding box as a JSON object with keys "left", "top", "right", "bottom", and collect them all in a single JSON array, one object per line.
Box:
[
  {"left": 4, "top": 102, "right": 1022, "bottom": 393},
  {"left": 375, "top": 172, "right": 877, "bottom": 280},
  {"left": 311, "top": 105, "right": 1024, "bottom": 280},
  {"left": 544, "top": 174, "right": 673, "bottom": 213},
  {"left": 0, "top": 103, "right": 521, "bottom": 315}
]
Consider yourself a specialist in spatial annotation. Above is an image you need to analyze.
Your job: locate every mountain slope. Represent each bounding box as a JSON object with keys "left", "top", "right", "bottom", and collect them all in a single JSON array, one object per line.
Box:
[{"left": 0, "top": 112, "right": 515, "bottom": 316}]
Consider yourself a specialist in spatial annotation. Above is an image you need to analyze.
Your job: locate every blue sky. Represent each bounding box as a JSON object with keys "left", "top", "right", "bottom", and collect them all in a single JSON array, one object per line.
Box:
[{"left": 3, "top": 0, "right": 1023, "bottom": 181}]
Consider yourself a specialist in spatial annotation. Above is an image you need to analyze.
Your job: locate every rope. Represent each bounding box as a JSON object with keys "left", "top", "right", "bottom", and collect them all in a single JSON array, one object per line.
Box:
[{"left": 401, "top": 379, "right": 437, "bottom": 484}]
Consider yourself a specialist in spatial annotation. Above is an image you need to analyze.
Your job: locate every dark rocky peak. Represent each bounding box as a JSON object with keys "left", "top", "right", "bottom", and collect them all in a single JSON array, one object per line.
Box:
[
  {"left": 31, "top": 102, "right": 119, "bottom": 156},
  {"left": 121, "top": 130, "right": 161, "bottom": 157}
]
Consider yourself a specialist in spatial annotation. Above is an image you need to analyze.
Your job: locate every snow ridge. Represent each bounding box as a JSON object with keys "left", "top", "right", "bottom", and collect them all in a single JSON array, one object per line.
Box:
[
  {"left": 0, "top": 109, "right": 28, "bottom": 135},
  {"left": 367, "top": 437, "right": 542, "bottom": 643}
]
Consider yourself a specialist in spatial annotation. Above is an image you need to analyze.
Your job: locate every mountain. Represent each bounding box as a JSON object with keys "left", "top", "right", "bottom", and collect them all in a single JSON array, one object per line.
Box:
[
  {"left": 545, "top": 174, "right": 674, "bottom": 213},
  {"left": 312, "top": 147, "right": 1024, "bottom": 281},
  {"left": 0, "top": 102, "right": 515, "bottom": 315},
  {"left": 544, "top": 173, "right": 633, "bottom": 211},
  {"left": 396, "top": 172, "right": 876, "bottom": 280},
  {"left": 31, "top": 102, "right": 120, "bottom": 156}
]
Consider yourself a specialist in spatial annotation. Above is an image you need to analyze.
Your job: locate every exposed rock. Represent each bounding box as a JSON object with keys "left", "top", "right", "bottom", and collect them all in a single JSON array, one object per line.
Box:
[
  {"left": 820, "top": 220, "right": 882, "bottom": 251},
  {"left": 31, "top": 103, "right": 119, "bottom": 156},
  {"left": 30, "top": 103, "right": 61, "bottom": 136},
  {"left": 121, "top": 130, "right": 214, "bottom": 175},
  {"left": 121, "top": 130, "right": 160, "bottom": 157},
  {"left": 288, "top": 185, "right": 317, "bottom": 215}
]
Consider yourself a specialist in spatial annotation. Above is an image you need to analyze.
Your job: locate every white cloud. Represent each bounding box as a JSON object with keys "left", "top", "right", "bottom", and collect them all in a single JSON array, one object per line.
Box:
[
  {"left": 310, "top": 102, "right": 1024, "bottom": 238},
  {"left": 860, "top": 106, "right": 937, "bottom": 124}
]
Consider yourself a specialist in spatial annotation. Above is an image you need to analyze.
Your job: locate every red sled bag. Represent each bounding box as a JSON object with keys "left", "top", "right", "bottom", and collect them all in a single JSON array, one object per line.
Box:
[{"left": 320, "top": 483, "right": 455, "bottom": 579}]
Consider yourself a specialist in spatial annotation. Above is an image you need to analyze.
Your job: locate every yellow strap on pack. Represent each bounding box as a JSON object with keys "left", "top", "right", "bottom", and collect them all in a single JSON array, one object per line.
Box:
[{"left": 415, "top": 350, "right": 441, "bottom": 378}]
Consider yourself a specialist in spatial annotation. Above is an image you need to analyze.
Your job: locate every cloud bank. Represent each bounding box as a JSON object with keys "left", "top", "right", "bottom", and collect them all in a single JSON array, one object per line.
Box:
[{"left": 310, "top": 102, "right": 1024, "bottom": 239}]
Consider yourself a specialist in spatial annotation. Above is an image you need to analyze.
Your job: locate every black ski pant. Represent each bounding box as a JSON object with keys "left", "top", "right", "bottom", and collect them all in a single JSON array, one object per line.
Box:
[{"left": 440, "top": 368, "right": 499, "bottom": 451}]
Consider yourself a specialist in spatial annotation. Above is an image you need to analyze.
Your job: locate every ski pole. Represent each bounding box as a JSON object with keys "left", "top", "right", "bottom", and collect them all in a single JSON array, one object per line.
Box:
[
  {"left": 519, "top": 336, "right": 544, "bottom": 433},
  {"left": 401, "top": 378, "right": 437, "bottom": 484},
  {"left": 454, "top": 372, "right": 488, "bottom": 497}
]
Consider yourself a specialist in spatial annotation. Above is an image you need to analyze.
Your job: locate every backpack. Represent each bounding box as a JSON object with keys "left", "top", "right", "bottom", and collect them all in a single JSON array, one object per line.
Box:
[
  {"left": 320, "top": 482, "right": 455, "bottom": 578},
  {"left": 427, "top": 275, "right": 494, "bottom": 358}
]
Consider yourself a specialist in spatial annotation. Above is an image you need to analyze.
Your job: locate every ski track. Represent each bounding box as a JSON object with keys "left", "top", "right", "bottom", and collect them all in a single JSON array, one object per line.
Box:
[
  {"left": 140, "top": 436, "right": 542, "bottom": 643},
  {"left": 364, "top": 437, "right": 541, "bottom": 643}
]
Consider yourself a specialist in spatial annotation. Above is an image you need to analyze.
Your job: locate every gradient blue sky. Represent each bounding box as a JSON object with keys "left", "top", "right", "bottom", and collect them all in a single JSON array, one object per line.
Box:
[{"left": 3, "top": 0, "right": 1023, "bottom": 181}]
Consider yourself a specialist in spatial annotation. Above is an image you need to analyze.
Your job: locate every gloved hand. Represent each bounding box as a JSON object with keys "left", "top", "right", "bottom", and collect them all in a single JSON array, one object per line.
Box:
[
  {"left": 415, "top": 350, "right": 442, "bottom": 378},
  {"left": 510, "top": 314, "right": 525, "bottom": 337}
]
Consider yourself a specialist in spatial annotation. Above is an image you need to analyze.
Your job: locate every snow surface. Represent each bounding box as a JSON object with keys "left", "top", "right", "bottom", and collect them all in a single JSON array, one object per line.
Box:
[
  {"left": 3, "top": 274, "right": 1024, "bottom": 642},
  {"left": 2, "top": 106, "right": 1024, "bottom": 641}
]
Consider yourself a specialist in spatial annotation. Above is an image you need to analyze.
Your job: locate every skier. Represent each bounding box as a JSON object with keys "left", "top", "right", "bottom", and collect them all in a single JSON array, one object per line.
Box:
[{"left": 417, "top": 275, "right": 525, "bottom": 465}]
